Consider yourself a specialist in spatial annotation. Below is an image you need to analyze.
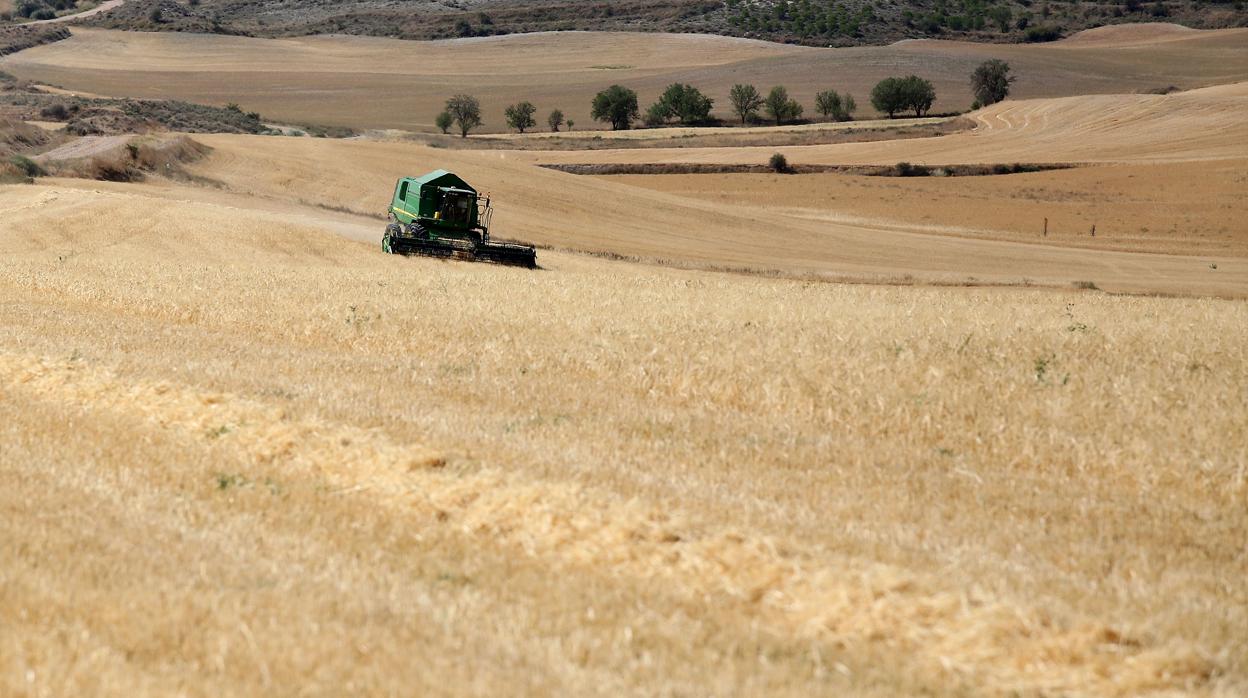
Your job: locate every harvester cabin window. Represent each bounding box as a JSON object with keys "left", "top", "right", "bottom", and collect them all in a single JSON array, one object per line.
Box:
[{"left": 441, "top": 194, "right": 471, "bottom": 225}]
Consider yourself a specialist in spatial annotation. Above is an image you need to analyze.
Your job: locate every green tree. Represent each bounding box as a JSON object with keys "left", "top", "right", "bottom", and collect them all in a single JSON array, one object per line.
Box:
[
  {"left": 445, "top": 94, "right": 482, "bottom": 138},
  {"left": 650, "top": 83, "right": 714, "bottom": 125},
  {"left": 971, "top": 59, "right": 1015, "bottom": 107},
  {"left": 566, "top": 119, "right": 575, "bottom": 131},
  {"left": 435, "top": 111, "right": 453, "bottom": 135},
  {"left": 729, "top": 84, "right": 764, "bottom": 124},
  {"left": 644, "top": 102, "right": 669, "bottom": 127},
  {"left": 547, "top": 109, "right": 564, "bottom": 132},
  {"left": 814, "top": 90, "right": 841, "bottom": 121},
  {"left": 504, "top": 101, "right": 537, "bottom": 133},
  {"left": 763, "top": 85, "right": 803, "bottom": 126},
  {"left": 841, "top": 93, "right": 857, "bottom": 121},
  {"left": 591, "top": 85, "right": 640, "bottom": 130},
  {"left": 871, "top": 78, "right": 905, "bottom": 118},
  {"left": 900, "top": 75, "right": 936, "bottom": 117}
]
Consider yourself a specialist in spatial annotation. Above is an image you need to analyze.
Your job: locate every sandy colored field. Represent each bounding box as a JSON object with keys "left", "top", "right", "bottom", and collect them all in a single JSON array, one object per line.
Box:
[
  {"left": 167, "top": 132, "right": 1246, "bottom": 297},
  {"left": 1, "top": 179, "right": 1245, "bottom": 696},
  {"left": 607, "top": 158, "right": 1248, "bottom": 257},
  {"left": 2, "top": 19, "right": 1246, "bottom": 695},
  {"left": 1, "top": 24, "right": 1246, "bottom": 130},
  {"left": 527, "top": 82, "right": 1248, "bottom": 167}
]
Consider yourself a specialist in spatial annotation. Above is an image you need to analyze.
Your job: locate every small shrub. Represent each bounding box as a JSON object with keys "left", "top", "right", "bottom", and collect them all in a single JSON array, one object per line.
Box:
[
  {"left": 1025, "top": 26, "right": 1061, "bottom": 42},
  {"left": 40, "top": 103, "right": 69, "bottom": 121},
  {"left": 1072, "top": 280, "right": 1099, "bottom": 290},
  {"left": 9, "top": 155, "right": 44, "bottom": 178},
  {"left": 768, "top": 152, "right": 789, "bottom": 173},
  {"left": 896, "top": 162, "right": 930, "bottom": 177}
]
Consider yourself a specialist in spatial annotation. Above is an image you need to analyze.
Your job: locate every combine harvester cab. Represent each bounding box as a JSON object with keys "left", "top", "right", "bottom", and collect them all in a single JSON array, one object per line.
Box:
[{"left": 383, "top": 170, "right": 537, "bottom": 268}]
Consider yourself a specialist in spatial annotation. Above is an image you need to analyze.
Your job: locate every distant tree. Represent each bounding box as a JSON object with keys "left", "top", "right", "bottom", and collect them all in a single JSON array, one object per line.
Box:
[
  {"left": 149, "top": 6, "right": 163, "bottom": 23},
  {"left": 900, "top": 75, "right": 936, "bottom": 117},
  {"left": 650, "top": 83, "right": 714, "bottom": 125},
  {"left": 547, "top": 109, "right": 564, "bottom": 132},
  {"left": 768, "top": 152, "right": 790, "bottom": 173},
  {"left": 815, "top": 90, "right": 842, "bottom": 121},
  {"left": 566, "top": 119, "right": 575, "bottom": 131},
  {"left": 763, "top": 85, "right": 803, "bottom": 126},
  {"left": 591, "top": 84, "right": 639, "bottom": 130},
  {"left": 871, "top": 78, "right": 902, "bottom": 118},
  {"left": 988, "top": 6, "right": 1012, "bottom": 32},
  {"left": 445, "top": 94, "right": 482, "bottom": 137},
  {"left": 644, "top": 102, "right": 669, "bottom": 127},
  {"left": 971, "top": 60, "right": 1015, "bottom": 107},
  {"left": 870, "top": 76, "right": 936, "bottom": 118},
  {"left": 435, "top": 111, "right": 453, "bottom": 134},
  {"left": 504, "top": 101, "right": 537, "bottom": 133},
  {"left": 841, "top": 94, "right": 857, "bottom": 120},
  {"left": 729, "top": 83, "right": 764, "bottom": 124}
]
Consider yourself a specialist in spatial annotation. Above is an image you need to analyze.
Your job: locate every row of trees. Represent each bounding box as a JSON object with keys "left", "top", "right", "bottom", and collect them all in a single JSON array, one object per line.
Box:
[
  {"left": 435, "top": 61, "right": 1013, "bottom": 135},
  {"left": 436, "top": 96, "right": 574, "bottom": 137}
]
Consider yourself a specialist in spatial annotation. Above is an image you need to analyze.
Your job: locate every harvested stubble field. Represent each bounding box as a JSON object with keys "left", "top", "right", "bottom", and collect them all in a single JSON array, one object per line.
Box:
[
  {"left": 525, "top": 82, "right": 1248, "bottom": 167},
  {"left": 166, "top": 132, "right": 1247, "bottom": 297},
  {"left": 1, "top": 24, "right": 1246, "bottom": 130},
  {"left": 608, "top": 158, "right": 1248, "bottom": 257},
  {"left": 0, "top": 182, "right": 1245, "bottom": 695}
]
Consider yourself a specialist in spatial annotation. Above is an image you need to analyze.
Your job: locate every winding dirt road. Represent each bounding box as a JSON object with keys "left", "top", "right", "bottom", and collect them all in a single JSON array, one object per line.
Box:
[{"left": 28, "top": 0, "right": 124, "bottom": 25}]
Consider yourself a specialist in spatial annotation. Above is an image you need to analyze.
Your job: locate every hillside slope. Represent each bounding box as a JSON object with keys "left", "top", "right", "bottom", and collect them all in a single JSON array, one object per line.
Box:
[
  {"left": 71, "top": 0, "right": 1248, "bottom": 46},
  {"left": 3, "top": 25, "right": 1245, "bottom": 130}
]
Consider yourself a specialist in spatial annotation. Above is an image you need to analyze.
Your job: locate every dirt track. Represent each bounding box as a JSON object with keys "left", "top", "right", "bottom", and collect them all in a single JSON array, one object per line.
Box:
[{"left": 26, "top": 0, "right": 125, "bottom": 24}]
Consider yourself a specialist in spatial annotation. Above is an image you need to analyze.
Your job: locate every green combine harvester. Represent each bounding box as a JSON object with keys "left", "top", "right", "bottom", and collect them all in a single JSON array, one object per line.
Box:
[{"left": 382, "top": 170, "right": 537, "bottom": 268}]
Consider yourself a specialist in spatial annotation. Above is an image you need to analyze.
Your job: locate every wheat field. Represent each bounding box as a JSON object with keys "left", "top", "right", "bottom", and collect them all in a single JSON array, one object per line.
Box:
[
  {"left": 0, "top": 182, "right": 1245, "bottom": 696},
  {"left": 3, "top": 18, "right": 1248, "bottom": 697}
]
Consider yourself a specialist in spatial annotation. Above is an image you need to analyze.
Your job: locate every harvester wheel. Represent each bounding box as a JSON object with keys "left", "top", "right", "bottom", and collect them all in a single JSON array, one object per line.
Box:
[
  {"left": 407, "top": 222, "right": 430, "bottom": 240},
  {"left": 383, "top": 224, "right": 401, "bottom": 254}
]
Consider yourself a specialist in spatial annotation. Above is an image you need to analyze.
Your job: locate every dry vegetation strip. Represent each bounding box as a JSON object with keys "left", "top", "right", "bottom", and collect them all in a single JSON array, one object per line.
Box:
[{"left": 0, "top": 184, "right": 1245, "bottom": 694}]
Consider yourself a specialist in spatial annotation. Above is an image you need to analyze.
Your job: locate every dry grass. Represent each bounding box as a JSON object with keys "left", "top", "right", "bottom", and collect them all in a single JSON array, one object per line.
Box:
[
  {"left": 1, "top": 26, "right": 1245, "bottom": 130},
  {"left": 0, "top": 182, "right": 1244, "bottom": 695},
  {"left": 606, "top": 158, "right": 1248, "bottom": 257},
  {"left": 164, "top": 133, "right": 1248, "bottom": 297}
]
